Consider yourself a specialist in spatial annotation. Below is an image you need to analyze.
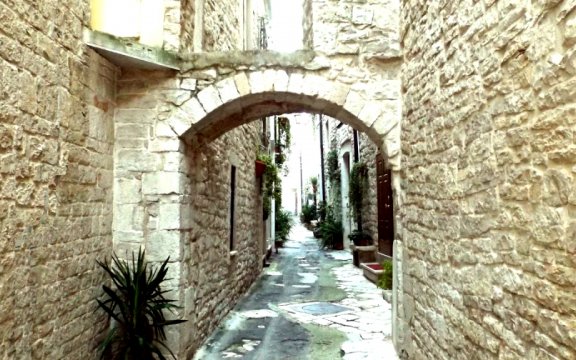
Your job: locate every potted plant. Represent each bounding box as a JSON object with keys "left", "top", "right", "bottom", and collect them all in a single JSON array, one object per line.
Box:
[
  {"left": 96, "top": 250, "right": 186, "bottom": 359},
  {"left": 275, "top": 209, "right": 294, "bottom": 252},
  {"left": 317, "top": 205, "right": 344, "bottom": 250},
  {"left": 257, "top": 153, "right": 280, "bottom": 219},
  {"left": 348, "top": 229, "right": 372, "bottom": 246},
  {"left": 349, "top": 161, "right": 369, "bottom": 229},
  {"left": 299, "top": 202, "right": 317, "bottom": 227}
]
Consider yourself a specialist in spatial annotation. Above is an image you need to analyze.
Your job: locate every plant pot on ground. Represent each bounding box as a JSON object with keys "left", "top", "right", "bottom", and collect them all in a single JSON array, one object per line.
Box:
[
  {"left": 275, "top": 209, "right": 294, "bottom": 252},
  {"left": 300, "top": 203, "right": 317, "bottom": 225},
  {"left": 274, "top": 239, "right": 283, "bottom": 253},
  {"left": 318, "top": 206, "right": 344, "bottom": 250},
  {"left": 348, "top": 230, "right": 372, "bottom": 246}
]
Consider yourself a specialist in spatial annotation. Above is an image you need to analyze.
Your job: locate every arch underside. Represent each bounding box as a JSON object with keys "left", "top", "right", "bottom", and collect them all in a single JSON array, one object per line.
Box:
[{"left": 181, "top": 92, "right": 382, "bottom": 150}]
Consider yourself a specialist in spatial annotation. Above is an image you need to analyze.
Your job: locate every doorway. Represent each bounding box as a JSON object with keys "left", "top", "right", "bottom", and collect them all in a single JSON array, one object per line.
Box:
[{"left": 376, "top": 153, "right": 394, "bottom": 256}]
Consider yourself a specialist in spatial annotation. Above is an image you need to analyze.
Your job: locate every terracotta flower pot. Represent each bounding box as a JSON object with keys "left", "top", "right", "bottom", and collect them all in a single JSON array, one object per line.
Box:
[{"left": 255, "top": 160, "right": 266, "bottom": 177}]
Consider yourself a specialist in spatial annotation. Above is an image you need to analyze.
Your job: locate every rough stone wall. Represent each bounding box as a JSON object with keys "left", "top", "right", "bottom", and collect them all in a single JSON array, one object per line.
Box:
[
  {"left": 358, "top": 133, "right": 379, "bottom": 244},
  {"left": 114, "top": 65, "right": 265, "bottom": 357},
  {"left": 325, "top": 120, "right": 380, "bottom": 245},
  {"left": 179, "top": 0, "right": 195, "bottom": 53},
  {"left": 164, "top": 0, "right": 182, "bottom": 52},
  {"left": 181, "top": 126, "right": 264, "bottom": 357},
  {"left": 0, "top": 1, "right": 117, "bottom": 358},
  {"left": 203, "top": 0, "right": 241, "bottom": 51},
  {"left": 312, "top": 0, "right": 400, "bottom": 59},
  {"left": 400, "top": 0, "right": 576, "bottom": 358}
]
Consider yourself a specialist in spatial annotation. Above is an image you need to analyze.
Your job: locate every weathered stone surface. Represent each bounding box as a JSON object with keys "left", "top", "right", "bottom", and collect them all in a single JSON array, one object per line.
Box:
[{"left": 400, "top": 0, "right": 576, "bottom": 358}]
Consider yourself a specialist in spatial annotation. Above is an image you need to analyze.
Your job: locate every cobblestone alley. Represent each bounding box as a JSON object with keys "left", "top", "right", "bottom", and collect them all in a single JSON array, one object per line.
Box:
[{"left": 193, "top": 221, "right": 397, "bottom": 360}]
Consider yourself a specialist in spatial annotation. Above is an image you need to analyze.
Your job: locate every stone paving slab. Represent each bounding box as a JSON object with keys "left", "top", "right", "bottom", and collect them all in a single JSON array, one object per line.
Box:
[{"left": 277, "top": 252, "right": 398, "bottom": 359}]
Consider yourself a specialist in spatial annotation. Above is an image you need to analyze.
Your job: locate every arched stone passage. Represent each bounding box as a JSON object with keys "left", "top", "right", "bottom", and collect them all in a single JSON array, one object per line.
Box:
[
  {"left": 112, "top": 57, "right": 404, "bottom": 357},
  {"left": 165, "top": 69, "right": 401, "bottom": 170}
]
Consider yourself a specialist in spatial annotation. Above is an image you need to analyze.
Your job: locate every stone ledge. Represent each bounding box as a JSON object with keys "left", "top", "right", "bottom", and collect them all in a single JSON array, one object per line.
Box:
[
  {"left": 350, "top": 245, "right": 377, "bottom": 252},
  {"left": 84, "top": 30, "right": 180, "bottom": 70}
]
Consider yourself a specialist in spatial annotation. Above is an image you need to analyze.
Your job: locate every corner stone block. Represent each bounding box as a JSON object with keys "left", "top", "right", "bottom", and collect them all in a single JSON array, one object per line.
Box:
[
  {"left": 115, "top": 109, "right": 157, "bottom": 125},
  {"left": 385, "top": 141, "right": 401, "bottom": 166},
  {"left": 196, "top": 85, "right": 223, "bottom": 114},
  {"left": 215, "top": 77, "right": 240, "bottom": 104},
  {"left": 167, "top": 109, "right": 194, "bottom": 138},
  {"left": 272, "top": 70, "right": 289, "bottom": 92},
  {"left": 149, "top": 138, "right": 182, "bottom": 152},
  {"left": 116, "top": 150, "right": 162, "bottom": 172},
  {"left": 156, "top": 121, "right": 178, "bottom": 137},
  {"left": 114, "top": 178, "right": 141, "bottom": 204},
  {"left": 142, "top": 171, "right": 181, "bottom": 195},
  {"left": 113, "top": 204, "right": 144, "bottom": 232},
  {"left": 147, "top": 231, "right": 181, "bottom": 261},
  {"left": 158, "top": 203, "right": 181, "bottom": 230},
  {"left": 233, "top": 72, "right": 251, "bottom": 96},
  {"left": 163, "top": 152, "right": 184, "bottom": 172}
]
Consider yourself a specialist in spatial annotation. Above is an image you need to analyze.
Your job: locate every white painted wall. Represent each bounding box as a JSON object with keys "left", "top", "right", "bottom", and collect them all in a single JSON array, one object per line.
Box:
[{"left": 340, "top": 142, "right": 352, "bottom": 249}]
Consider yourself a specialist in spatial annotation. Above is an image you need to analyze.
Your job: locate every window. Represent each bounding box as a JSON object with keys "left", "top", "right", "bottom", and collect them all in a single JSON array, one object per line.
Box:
[{"left": 229, "top": 165, "right": 237, "bottom": 251}]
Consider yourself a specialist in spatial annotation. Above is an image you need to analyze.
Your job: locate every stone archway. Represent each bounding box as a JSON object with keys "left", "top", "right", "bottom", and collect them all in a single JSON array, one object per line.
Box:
[
  {"left": 166, "top": 68, "right": 401, "bottom": 165},
  {"left": 112, "top": 55, "right": 404, "bottom": 356}
]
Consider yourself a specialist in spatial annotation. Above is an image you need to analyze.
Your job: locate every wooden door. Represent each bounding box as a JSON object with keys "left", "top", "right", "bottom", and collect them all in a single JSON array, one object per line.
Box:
[{"left": 377, "top": 154, "right": 394, "bottom": 256}]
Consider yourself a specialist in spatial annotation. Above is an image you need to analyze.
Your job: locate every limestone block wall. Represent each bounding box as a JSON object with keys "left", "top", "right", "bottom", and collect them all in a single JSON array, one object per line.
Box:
[
  {"left": 203, "top": 0, "right": 242, "bottom": 51},
  {"left": 400, "top": 0, "right": 576, "bottom": 358},
  {"left": 325, "top": 120, "right": 380, "bottom": 245},
  {"left": 358, "top": 133, "right": 379, "bottom": 242},
  {"left": 113, "top": 67, "right": 265, "bottom": 357},
  {"left": 0, "top": 1, "right": 117, "bottom": 358},
  {"left": 163, "top": 0, "right": 182, "bottom": 52},
  {"left": 312, "top": 0, "right": 400, "bottom": 59},
  {"left": 181, "top": 126, "right": 264, "bottom": 357},
  {"left": 179, "top": 0, "right": 195, "bottom": 53}
]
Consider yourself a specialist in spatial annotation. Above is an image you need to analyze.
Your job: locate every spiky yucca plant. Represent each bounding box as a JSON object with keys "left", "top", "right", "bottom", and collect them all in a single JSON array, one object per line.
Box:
[{"left": 96, "top": 250, "right": 186, "bottom": 360}]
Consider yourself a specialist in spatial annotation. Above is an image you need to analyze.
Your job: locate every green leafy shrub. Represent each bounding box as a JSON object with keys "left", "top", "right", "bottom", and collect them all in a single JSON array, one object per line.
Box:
[
  {"left": 349, "top": 161, "right": 368, "bottom": 226},
  {"left": 377, "top": 259, "right": 393, "bottom": 290},
  {"left": 348, "top": 229, "right": 372, "bottom": 246},
  {"left": 96, "top": 250, "right": 186, "bottom": 360},
  {"left": 317, "top": 201, "right": 327, "bottom": 222},
  {"left": 326, "top": 150, "right": 340, "bottom": 183},
  {"left": 318, "top": 205, "right": 343, "bottom": 249},
  {"left": 300, "top": 203, "right": 317, "bottom": 224},
  {"left": 257, "top": 153, "right": 281, "bottom": 219},
  {"left": 276, "top": 209, "right": 294, "bottom": 241}
]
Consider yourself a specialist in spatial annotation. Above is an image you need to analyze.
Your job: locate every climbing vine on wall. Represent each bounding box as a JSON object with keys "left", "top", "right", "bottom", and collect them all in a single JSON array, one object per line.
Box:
[
  {"left": 349, "top": 161, "right": 368, "bottom": 227},
  {"left": 326, "top": 149, "right": 341, "bottom": 220},
  {"left": 327, "top": 150, "right": 340, "bottom": 184},
  {"left": 257, "top": 153, "right": 281, "bottom": 219}
]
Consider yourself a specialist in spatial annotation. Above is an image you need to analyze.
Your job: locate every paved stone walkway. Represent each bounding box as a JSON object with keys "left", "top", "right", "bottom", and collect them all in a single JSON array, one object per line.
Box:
[{"left": 193, "top": 222, "right": 397, "bottom": 359}]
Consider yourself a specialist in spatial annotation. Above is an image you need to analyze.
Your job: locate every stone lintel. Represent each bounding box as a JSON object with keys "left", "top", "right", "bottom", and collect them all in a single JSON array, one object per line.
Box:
[
  {"left": 180, "top": 50, "right": 331, "bottom": 72},
  {"left": 84, "top": 29, "right": 181, "bottom": 70}
]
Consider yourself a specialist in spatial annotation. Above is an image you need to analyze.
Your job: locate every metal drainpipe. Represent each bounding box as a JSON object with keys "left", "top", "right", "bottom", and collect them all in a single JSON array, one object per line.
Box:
[
  {"left": 271, "top": 115, "right": 276, "bottom": 247},
  {"left": 319, "top": 115, "right": 326, "bottom": 207},
  {"left": 353, "top": 129, "right": 362, "bottom": 232},
  {"left": 353, "top": 129, "right": 359, "bottom": 163}
]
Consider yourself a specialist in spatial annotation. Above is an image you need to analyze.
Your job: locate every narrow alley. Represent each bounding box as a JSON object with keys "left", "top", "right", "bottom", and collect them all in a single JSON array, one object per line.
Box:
[{"left": 193, "top": 222, "right": 397, "bottom": 360}]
